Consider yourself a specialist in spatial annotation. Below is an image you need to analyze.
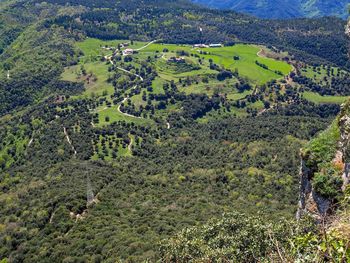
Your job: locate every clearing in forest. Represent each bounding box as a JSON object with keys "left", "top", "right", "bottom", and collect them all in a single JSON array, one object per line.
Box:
[
  {"left": 302, "top": 91, "right": 347, "bottom": 104},
  {"left": 60, "top": 38, "right": 293, "bottom": 125}
]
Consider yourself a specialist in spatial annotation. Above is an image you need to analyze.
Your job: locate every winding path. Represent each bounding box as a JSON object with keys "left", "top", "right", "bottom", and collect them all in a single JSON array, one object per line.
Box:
[
  {"left": 116, "top": 67, "right": 144, "bottom": 81},
  {"left": 114, "top": 66, "right": 145, "bottom": 118},
  {"left": 63, "top": 127, "right": 77, "bottom": 156},
  {"left": 103, "top": 40, "right": 160, "bottom": 119},
  {"left": 128, "top": 135, "right": 133, "bottom": 152},
  {"left": 28, "top": 137, "right": 34, "bottom": 147},
  {"left": 117, "top": 96, "right": 142, "bottom": 119},
  {"left": 135, "top": 39, "right": 158, "bottom": 51},
  {"left": 257, "top": 48, "right": 263, "bottom": 57}
]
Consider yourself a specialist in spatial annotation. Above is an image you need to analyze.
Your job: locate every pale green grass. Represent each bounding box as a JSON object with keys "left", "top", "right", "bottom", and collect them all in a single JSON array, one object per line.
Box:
[
  {"left": 180, "top": 78, "right": 239, "bottom": 96},
  {"left": 226, "top": 90, "right": 251, "bottom": 100},
  {"left": 130, "top": 93, "right": 147, "bottom": 108},
  {"left": 128, "top": 40, "right": 149, "bottom": 50},
  {"left": 250, "top": 100, "right": 264, "bottom": 109},
  {"left": 197, "top": 106, "right": 248, "bottom": 123},
  {"left": 130, "top": 77, "right": 166, "bottom": 109},
  {"left": 152, "top": 77, "right": 165, "bottom": 94},
  {"left": 77, "top": 38, "right": 147, "bottom": 56},
  {"left": 303, "top": 91, "right": 347, "bottom": 104},
  {"left": 61, "top": 62, "right": 114, "bottom": 97},
  {"left": 199, "top": 99, "right": 261, "bottom": 123},
  {"left": 200, "top": 45, "right": 291, "bottom": 84},
  {"left": 95, "top": 105, "right": 152, "bottom": 127},
  {"left": 154, "top": 103, "right": 181, "bottom": 119},
  {"left": 155, "top": 58, "right": 216, "bottom": 80}
]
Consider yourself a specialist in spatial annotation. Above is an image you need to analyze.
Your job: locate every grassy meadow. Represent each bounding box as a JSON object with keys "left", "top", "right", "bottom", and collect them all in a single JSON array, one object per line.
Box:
[
  {"left": 302, "top": 91, "right": 347, "bottom": 104},
  {"left": 141, "top": 43, "right": 292, "bottom": 84}
]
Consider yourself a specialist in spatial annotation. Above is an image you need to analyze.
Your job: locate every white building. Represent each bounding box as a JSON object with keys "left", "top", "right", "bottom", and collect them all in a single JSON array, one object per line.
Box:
[
  {"left": 193, "top": 44, "right": 209, "bottom": 48},
  {"left": 209, "top": 43, "right": 222, "bottom": 48},
  {"left": 123, "top": 48, "right": 134, "bottom": 55}
]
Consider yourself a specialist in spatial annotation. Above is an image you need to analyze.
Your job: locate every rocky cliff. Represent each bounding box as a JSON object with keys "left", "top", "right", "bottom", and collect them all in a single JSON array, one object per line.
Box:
[{"left": 297, "top": 101, "right": 350, "bottom": 220}]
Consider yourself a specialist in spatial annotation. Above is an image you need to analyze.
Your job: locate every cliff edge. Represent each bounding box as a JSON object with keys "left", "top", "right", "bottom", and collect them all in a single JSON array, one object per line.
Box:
[{"left": 297, "top": 101, "right": 350, "bottom": 220}]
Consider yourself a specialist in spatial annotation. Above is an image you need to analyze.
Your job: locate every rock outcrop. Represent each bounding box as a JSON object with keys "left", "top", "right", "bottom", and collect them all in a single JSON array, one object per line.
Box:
[
  {"left": 297, "top": 158, "right": 332, "bottom": 220},
  {"left": 297, "top": 102, "right": 350, "bottom": 220}
]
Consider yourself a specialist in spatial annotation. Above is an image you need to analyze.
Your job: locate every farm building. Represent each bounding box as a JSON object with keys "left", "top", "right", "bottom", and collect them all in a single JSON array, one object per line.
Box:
[
  {"left": 123, "top": 48, "right": 134, "bottom": 55},
  {"left": 193, "top": 44, "right": 209, "bottom": 48},
  {"left": 209, "top": 43, "right": 222, "bottom": 48}
]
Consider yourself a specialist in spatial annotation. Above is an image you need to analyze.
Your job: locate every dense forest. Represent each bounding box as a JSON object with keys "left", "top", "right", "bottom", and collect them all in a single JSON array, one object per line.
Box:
[
  {"left": 191, "top": 0, "right": 350, "bottom": 19},
  {"left": 0, "top": 0, "right": 349, "bottom": 262}
]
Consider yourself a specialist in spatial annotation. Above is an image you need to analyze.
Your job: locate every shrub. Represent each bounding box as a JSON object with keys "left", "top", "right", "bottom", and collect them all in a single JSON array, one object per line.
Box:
[
  {"left": 304, "top": 120, "right": 340, "bottom": 167},
  {"left": 159, "top": 212, "right": 292, "bottom": 262},
  {"left": 313, "top": 166, "right": 343, "bottom": 199}
]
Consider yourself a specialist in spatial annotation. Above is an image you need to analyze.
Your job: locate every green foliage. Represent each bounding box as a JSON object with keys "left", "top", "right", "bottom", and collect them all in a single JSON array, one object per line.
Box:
[
  {"left": 159, "top": 212, "right": 285, "bottom": 262},
  {"left": 161, "top": 211, "right": 350, "bottom": 262},
  {"left": 292, "top": 229, "right": 350, "bottom": 262},
  {"left": 0, "top": 23, "right": 80, "bottom": 114},
  {"left": 313, "top": 166, "right": 343, "bottom": 199},
  {"left": 0, "top": 98, "right": 331, "bottom": 261},
  {"left": 159, "top": 212, "right": 321, "bottom": 262},
  {"left": 0, "top": 0, "right": 348, "bottom": 262},
  {"left": 303, "top": 120, "right": 340, "bottom": 168}
]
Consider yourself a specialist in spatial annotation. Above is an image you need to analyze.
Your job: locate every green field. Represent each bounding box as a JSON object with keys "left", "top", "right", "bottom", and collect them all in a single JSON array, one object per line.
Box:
[
  {"left": 302, "top": 91, "right": 348, "bottom": 104},
  {"left": 180, "top": 78, "right": 238, "bottom": 96},
  {"left": 226, "top": 90, "right": 251, "bottom": 100},
  {"left": 301, "top": 65, "right": 347, "bottom": 84},
  {"left": 141, "top": 43, "right": 292, "bottom": 84},
  {"left": 62, "top": 62, "right": 115, "bottom": 97},
  {"left": 76, "top": 38, "right": 147, "bottom": 60},
  {"left": 94, "top": 105, "right": 152, "bottom": 127},
  {"left": 152, "top": 77, "right": 166, "bottom": 94}
]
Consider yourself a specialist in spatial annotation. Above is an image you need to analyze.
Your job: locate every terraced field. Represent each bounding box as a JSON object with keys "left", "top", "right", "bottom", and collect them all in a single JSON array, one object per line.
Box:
[{"left": 141, "top": 43, "right": 292, "bottom": 84}]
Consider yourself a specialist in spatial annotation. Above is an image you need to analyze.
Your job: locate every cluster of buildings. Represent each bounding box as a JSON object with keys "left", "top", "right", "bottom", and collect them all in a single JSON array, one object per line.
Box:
[
  {"left": 123, "top": 48, "right": 134, "bottom": 56},
  {"left": 119, "top": 42, "right": 135, "bottom": 56},
  {"left": 110, "top": 41, "right": 224, "bottom": 57},
  {"left": 193, "top": 43, "right": 223, "bottom": 48}
]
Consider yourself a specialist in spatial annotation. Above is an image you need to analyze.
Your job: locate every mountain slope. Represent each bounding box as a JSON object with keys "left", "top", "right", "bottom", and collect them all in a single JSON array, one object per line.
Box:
[
  {"left": 161, "top": 99, "right": 350, "bottom": 262},
  {"left": 192, "top": 0, "right": 350, "bottom": 19},
  {"left": 0, "top": 0, "right": 348, "bottom": 116},
  {"left": 0, "top": 0, "right": 350, "bottom": 261}
]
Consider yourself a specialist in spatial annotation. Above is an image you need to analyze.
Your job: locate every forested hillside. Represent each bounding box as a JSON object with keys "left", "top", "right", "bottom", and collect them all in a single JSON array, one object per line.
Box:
[
  {"left": 0, "top": 0, "right": 348, "bottom": 115},
  {"left": 192, "top": 0, "right": 350, "bottom": 19},
  {"left": 0, "top": 0, "right": 349, "bottom": 262}
]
